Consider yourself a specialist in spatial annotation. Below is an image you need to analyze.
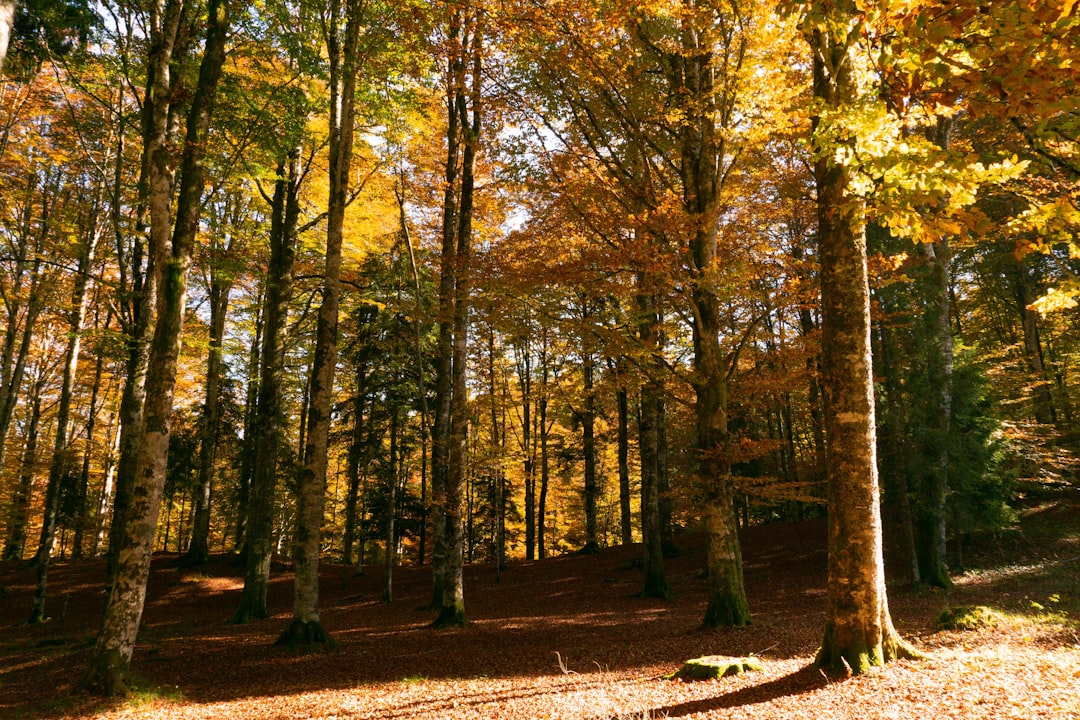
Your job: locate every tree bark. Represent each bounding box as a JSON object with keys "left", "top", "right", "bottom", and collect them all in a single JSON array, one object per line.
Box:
[
  {"left": 581, "top": 346, "right": 599, "bottom": 553},
  {"left": 668, "top": 14, "right": 749, "bottom": 627},
  {"left": 616, "top": 376, "right": 632, "bottom": 546},
  {"left": 434, "top": 3, "right": 482, "bottom": 629},
  {"left": 2, "top": 368, "right": 46, "bottom": 560},
  {"left": 807, "top": 5, "right": 917, "bottom": 674},
  {"left": 234, "top": 148, "right": 300, "bottom": 622},
  {"left": 279, "top": 0, "right": 362, "bottom": 647},
  {"left": 636, "top": 283, "right": 670, "bottom": 599},
  {"left": 84, "top": 0, "right": 229, "bottom": 694},
  {"left": 913, "top": 239, "right": 952, "bottom": 588},
  {"left": 181, "top": 249, "right": 232, "bottom": 568},
  {"left": 31, "top": 203, "right": 100, "bottom": 623}
]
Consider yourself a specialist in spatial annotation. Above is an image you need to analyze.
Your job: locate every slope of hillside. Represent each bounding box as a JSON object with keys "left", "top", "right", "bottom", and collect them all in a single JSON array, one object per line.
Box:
[{"left": 2, "top": 489, "right": 1078, "bottom": 719}]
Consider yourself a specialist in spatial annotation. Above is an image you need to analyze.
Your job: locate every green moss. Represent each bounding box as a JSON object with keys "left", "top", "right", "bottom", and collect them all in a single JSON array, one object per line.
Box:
[
  {"left": 665, "top": 655, "right": 763, "bottom": 681},
  {"left": 937, "top": 605, "right": 1003, "bottom": 631}
]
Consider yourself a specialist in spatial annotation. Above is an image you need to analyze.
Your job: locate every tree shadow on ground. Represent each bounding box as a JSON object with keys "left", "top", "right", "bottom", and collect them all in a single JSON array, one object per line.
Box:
[{"left": 612, "top": 664, "right": 827, "bottom": 719}]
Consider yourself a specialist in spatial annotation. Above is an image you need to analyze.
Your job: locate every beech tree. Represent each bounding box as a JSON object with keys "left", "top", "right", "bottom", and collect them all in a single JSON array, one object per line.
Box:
[
  {"left": 84, "top": 0, "right": 230, "bottom": 694},
  {"left": 800, "top": 0, "right": 918, "bottom": 674}
]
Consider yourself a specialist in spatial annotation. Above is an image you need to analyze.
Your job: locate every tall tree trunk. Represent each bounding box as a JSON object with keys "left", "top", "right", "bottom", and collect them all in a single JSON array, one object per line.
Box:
[
  {"left": 435, "top": 4, "right": 482, "bottom": 629},
  {"left": 73, "top": 317, "right": 111, "bottom": 561},
  {"left": 669, "top": 21, "right": 749, "bottom": 626},
  {"left": 636, "top": 283, "right": 670, "bottom": 599},
  {"left": 581, "top": 347, "right": 599, "bottom": 553},
  {"left": 84, "top": 0, "right": 229, "bottom": 694},
  {"left": 516, "top": 338, "right": 535, "bottom": 560},
  {"left": 180, "top": 245, "right": 233, "bottom": 567},
  {"left": 807, "top": 5, "right": 917, "bottom": 674},
  {"left": 396, "top": 173, "right": 430, "bottom": 568},
  {"left": 616, "top": 378, "right": 632, "bottom": 546},
  {"left": 429, "top": 2, "right": 463, "bottom": 605},
  {"left": 538, "top": 329, "right": 550, "bottom": 560},
  {"left": 234, "top": 147, "right": 301, "bottom": 623},
  {"left": 278, "top": 0, "right": 362, "bottom": 647},
  {"left": 234, "top": 282, "right": 264, "bottom": 551},
  {"left": 2, "top": 368, "right": 47, "bottom": 560},
  {"left": 382, "top": 406, "right": 399, "bottom": 603},
  {"left": 31, "top": 207, "right": 100, "bottom": 623},
  {"left": 342, "top": 365, "right": 367, "bottom": 568},
  {"left": 93, "top": 405, "right": 122, "bottom": 557}
]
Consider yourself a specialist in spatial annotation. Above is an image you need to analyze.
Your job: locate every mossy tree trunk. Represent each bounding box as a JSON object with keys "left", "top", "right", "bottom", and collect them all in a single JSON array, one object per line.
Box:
[
  {"left": 280, "top": 0, "right": 362, "bottom": 647},
  {"left": 84, "top": 0, "right": 229, "bottom": 694},
  {"left": 434, "top": 2, "right": 482, "bottom": 628},
  {"left": 660, "top": 5, "right": 750, "bottom": 627},
  {"left": 806, "top": 2, "right": 917, "bottom": 675},
  {"left": 235, "top": 145, "right": 301, "bottom": 623},
  {"left": 429, "top": 0, "right": 462, "bottom": 605}
]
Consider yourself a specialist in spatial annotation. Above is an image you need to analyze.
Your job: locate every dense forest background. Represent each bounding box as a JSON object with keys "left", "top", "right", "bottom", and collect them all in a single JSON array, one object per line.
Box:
[{"left": 0, "top": 0, "right": 1077, "bottom": 696}]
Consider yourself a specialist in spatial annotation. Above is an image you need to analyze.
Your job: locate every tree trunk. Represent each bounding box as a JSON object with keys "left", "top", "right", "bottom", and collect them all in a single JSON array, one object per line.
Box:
[
  {"left": 396, "top": 174, "right": 430, "bottom": 568},
  {"left": 73, "top": 320, "right": 111, "bottom": 561},
  {"left": 234, "top": 283, "right": 264, "bottom": 551},
  {"left": 670, "top": 22, "right": 749, "bottom": 627},
  {"left": 616, "top": 379, "right": 632, "bottom": 546},
  {"left": 382, "top": 406, "right": 399, "bottom": 603},
  {"left": 538, "top": 330, "right": 551, "bottom": 560},
  {"left": 435, "top": 4, "right": 482, "bottom": 629},
  {"left": 279, "top": 0, "right": 362, "bottom": 647},
  {"left": 181, "top": 258, "right": 232, "bottom": 567},
  {"left": 807, "top": 8, "right": 917, "bottom": 674},
  {"left": 516, "top": 338, "right": 535, "bottom": 560},
  {"left": 636, "top": 284, "right": 670, "bottom": 599},
  {"left": 913, "top": 238, "right": 952, "bottom": 589},
  {"left": 0, "top": 0, "right": 14, "bottom": 76},
  {"left": 429, "top": 0, "right": 462, "bottom": 605},
  {"left": 581, "top": 347, "right": 599, "bottom": 553},
  {"left": 84, "top": 0, "right": 229, "bottom": 694},
  {"left": 2, "top": 369, "right": 46, "bottom": 560},
  {"left": 93, "top": 406, "right": 122, "bottom": 557},
  {"left": 342, "top": 365, "right": 367, "bottom": 569},
  {"left": 31, "top": 207, "right": 100, "bottom": 623},
  {"left": 235, "top": 146, "right": 301, "bottom": 623},
  {"left": 487, "top": 319, "right": 505, "bottom": 578}
]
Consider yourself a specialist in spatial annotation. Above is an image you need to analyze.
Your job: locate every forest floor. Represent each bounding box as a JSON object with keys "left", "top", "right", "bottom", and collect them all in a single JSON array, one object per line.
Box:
[{"left": 2, "top": 480, "right": 1079, "bottom": 719}]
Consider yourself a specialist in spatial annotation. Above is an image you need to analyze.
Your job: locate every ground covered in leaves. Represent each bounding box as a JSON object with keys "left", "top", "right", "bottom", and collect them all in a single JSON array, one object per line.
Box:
[{"left": 2, "top": 484, "right": 1079, "bottom": 719}]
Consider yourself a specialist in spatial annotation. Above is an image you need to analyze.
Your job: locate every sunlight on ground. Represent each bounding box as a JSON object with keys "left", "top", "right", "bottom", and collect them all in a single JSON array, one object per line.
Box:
[{"left": 79, "top": 637, "right": 1080, "bottom": 720}]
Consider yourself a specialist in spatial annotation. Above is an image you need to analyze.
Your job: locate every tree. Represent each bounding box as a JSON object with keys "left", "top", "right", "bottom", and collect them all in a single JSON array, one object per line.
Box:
[
  {"left": 430, "top": 0, "right": 483, "bottom": 629},
  {"left": 800, "top": 0, "right": 918, "bottom": 674},
  {"left": 84, "top": 0, "right": 230, "bottom": 694}
]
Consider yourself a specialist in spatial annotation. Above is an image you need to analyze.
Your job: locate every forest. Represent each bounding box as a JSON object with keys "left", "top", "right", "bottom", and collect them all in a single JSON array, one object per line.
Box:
[{"left": 0, "top": 0, "right": 1079, "bottom": 715}]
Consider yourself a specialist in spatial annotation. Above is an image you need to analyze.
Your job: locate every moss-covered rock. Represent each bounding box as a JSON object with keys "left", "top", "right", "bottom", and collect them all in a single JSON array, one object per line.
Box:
[
  {"left": 665, "top": 655, "right": 763, "bottom": 681},
  {"left": 937, "top": 605, "right": 1002, "bottom": 631}
]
